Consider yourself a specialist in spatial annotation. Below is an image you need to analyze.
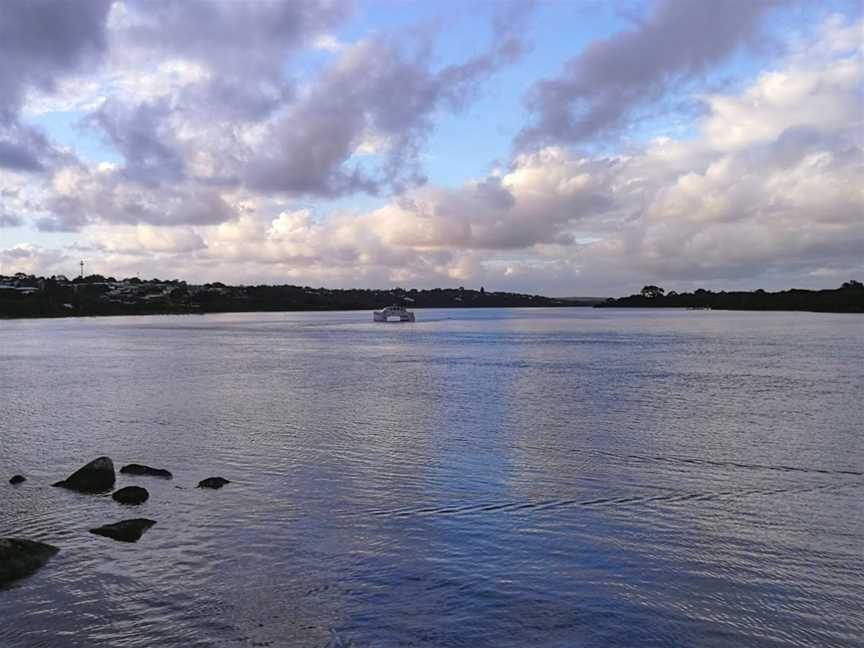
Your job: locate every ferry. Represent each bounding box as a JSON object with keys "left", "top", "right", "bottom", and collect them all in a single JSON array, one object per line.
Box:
[{"left": 373, "top": 304, "right": 416, "bottom": 322}]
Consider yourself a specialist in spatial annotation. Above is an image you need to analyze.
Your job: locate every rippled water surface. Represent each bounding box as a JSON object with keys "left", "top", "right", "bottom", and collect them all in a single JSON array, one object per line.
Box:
[{"left": 1, "top": 308, "right": 862, "bottom": 647}]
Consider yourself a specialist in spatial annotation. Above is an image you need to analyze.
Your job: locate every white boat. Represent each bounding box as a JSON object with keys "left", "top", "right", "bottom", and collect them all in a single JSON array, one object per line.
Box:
[{"left": 373, "top": 304, "right": 415, "bottom": 322}]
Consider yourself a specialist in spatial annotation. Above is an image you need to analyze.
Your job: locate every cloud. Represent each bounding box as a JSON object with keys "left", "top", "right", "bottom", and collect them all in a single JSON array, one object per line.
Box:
[
  {"left": 19, "top": 0, "right": 533, "bottom": 238},
  {"left": 0, "top": 0, "right": 112, "bottom": 122},
  {"left": 5, "top": 2, "right": 533, "bottom": 233},
  {"left": 517, "top": 0, "right": 784, "bottom": 148},
  {"left": 243, "top": 33, "right": 523, "bottom": 196},
  {"left": 0, "top": 212, "right": 23, "bottom": 228},
  {"left": 615, "top": 142, "right": 864, "bottom": 281},
  {"left": 356, "top": 148, "right": 615, "bottom": 251},
  {"left": 90, "top": 98, "right": 187, "bottom": 184},
  {"left": 86, "top": 224, "right": 206, "bottom": 255},
  {"left": 0, "top": 0, "right": 112, "bottom": 172},
  {"left": 35, "top": 163, "right": 238, "bottom": 231},
  {"left": 0, "top": 128, "right": 48, "bottom": 172},
  {"left": 577, "top": 19, "right": 864, "bottom": 286},
  {"left": 0, "top": 243, "right": 70, "bottom": 275},
  {"left": 106, "top": 0, "right": 353, "bottom": 125},
  {"left": 701, "top": 53, "right": 863, "bottom": 150},
  {"left": 196, "top": 145, "right": 613, "bottom": 277},
  {"left": 313, "top": 34, "right": 344, "bottom": 53},
  {"left": 119, "top": 0, "right": 351, "bottom": 77},
  {"left": 222, "top": 5, "right": 530, "bottom": 196}
]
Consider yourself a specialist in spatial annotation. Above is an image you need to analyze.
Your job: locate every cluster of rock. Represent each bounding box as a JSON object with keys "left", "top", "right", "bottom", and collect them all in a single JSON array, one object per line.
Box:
[{"left": 2, "top": 456, "right": 230, "bottom": 587}]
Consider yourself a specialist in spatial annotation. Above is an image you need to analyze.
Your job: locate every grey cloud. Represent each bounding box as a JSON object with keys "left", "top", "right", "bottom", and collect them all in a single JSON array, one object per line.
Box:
[
  {"left": 0, "top": 0, "right": 111, "bottom": 122},
  {"left": 123, "top": 0, "right": 351, "bottom": 76},
  {"left": 0, "top": 212, "right": 24, "bottom": 227},
  {"left": 0, "top": 123, "right": 75, "bottom": 172},
  {"left": 0, "top": 0, "right": 110, "bottom": 177},
  {"left": 74, "top": 1, "right": 529, "bottom": 200},
  {"left": 246, "top": 18, "right": 530, "bottom": 197},
  {"left": 0, "top": 0, "right": 348, "bottom": 183},
  {"left": 75, "top": 2, "right": 349, "bottom": 187},
  {"left": 0, "top": 0, "right": 111, "bottom": 174},
  {"left": 518, "top": 0, "right": 783, "bottom": 148},
  {"left": 119, "top": 0, "right": 351, "bottom": 121},
  {"left": 2, "top": 246, "right": 33, "bottom": 259},
  {"left": 35, "top": 212, "right": 88, "bottom": 233},
  {"left": 91, "top": 99, "right": 186, "bottom": 184},
  {"left": 473, "top": 177, "right": 516, "bottom": 211},
  {"left": 0, "top": 134, "right": 45, "bottom": 172},
  {"left": 38, "top": 165, "right": 236, "bottom": 231},
  {"left": 190, "top": 76, "right": 293, "bottom": 122},
  {"left": 769, "top": 125, "right": 864, "bottom": 168}
]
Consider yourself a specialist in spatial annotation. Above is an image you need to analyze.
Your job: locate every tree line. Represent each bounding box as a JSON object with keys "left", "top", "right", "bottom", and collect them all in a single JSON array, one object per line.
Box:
[{"left": 598, "top": 281, "right": 864, "bottom": 313}]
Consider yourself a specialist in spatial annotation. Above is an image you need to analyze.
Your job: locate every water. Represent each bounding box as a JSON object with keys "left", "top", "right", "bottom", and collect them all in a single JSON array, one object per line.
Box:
[{"left": 1, "top": 308, "right": 862, "bottom": 648}]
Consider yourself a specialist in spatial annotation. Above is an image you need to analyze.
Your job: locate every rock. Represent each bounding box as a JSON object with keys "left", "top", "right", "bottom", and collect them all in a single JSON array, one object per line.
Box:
[
  {"left": 197, "top": 477, "right": 230, "bottom": 489},
  {"left": 52, "top": 456, "right": 115, "bottom": 493},
  {"left": 120, "top": 464, "right": 173, "bottom": 479},
  {"left": 112, "top": 486, "right": 149, "bottom": 505},
  {"left": 9, "top": 475, "right": 26, "bottom": 485},
  {"left": 0, "top": 538, "right": 60, "bottom": 585},
  {"left": 89, "top": 519, "right": 156, "bottom": 543}
]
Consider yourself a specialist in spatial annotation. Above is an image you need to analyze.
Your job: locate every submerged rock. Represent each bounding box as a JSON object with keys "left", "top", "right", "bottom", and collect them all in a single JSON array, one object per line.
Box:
[
  {"left": 52, "top": 456, "right": 115, "bottom": 493},
  {"left": 112, "top": 486, "right": 149, "bottom": 505},
  {"left": 197, "top": 477, "right": 230, "bottom": 489},
  {"left": 9, "top": 475, "right": 26, "bottom": 485},
  {"left": 0, "top": 538, "right": 60, "bottom": 585},
  {"left": 120, "top": 464, "right": 172, "bottom": 479},
  {"left": 89, "top": 519, "right": 156, "bottom": 543}
]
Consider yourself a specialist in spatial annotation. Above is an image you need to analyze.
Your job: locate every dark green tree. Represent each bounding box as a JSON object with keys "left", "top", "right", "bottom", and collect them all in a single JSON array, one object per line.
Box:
[{"left": 640, "top": 285, "right": 665, "bottom": 299}]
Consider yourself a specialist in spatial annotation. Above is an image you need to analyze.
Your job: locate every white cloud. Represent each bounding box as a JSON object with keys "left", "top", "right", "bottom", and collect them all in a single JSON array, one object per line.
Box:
[
  {"left": 86, "top": 224, "right": 206, "bottom": 255},
  {"left": 0, "top": 243, "right": 70, "bottom": 275},
  {"left": 312, "top": 34, "right": 344, "bottom": 52},
  {"left": 702, "top": 57, "right": 863, "bottom": 150}
]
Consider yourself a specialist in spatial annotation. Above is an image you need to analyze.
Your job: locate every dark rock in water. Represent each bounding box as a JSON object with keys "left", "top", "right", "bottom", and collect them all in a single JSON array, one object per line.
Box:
[
  {"left": 0, "top": 538, "right": 60, "bottom": 585},
  {"left": 197, "top": 477, "right": 230, "bottom": 489},
  {"left": 9, "top": 475, "right": 26, "bottom": 485},
  {"left": 120, "top": 464, "right": 173, "bottom": 479},
  {"left": 89, "top": 519, "right": 156, "bottom": 543},
  {"left": 112, "top": 486, "right": 149, "bottom": 505},
  {"left": 52, "top": 456, "right": 115, "bottom": 493}
]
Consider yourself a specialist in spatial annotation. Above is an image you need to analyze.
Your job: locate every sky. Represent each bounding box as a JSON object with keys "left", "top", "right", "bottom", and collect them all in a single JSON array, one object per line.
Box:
[{"left": 0, "top": 0, "right": 862, "bottom": 296}]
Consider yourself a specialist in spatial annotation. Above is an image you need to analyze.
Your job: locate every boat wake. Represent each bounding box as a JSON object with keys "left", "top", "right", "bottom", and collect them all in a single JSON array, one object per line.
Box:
[{"left": 364, "top": 480, "right": 864, "bottom": 520}]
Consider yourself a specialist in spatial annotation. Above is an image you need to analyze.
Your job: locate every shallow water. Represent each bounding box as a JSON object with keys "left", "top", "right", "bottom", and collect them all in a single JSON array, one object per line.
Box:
[{"left": 1, "top": 308, "right": 862, "bottom": 647}]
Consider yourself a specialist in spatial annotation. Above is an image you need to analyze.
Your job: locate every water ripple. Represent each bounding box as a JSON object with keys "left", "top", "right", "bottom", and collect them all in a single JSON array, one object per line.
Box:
[{"left": 2, "top": 309, "right": 863, "bottom": 647}]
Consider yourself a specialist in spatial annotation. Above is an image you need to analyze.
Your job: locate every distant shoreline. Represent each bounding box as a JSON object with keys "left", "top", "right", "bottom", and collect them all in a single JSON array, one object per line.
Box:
[
  {"left": 0, "top": 302, "right": 595, "bottom": 321},
  {"left": 2, "top": 274, "right": 861, "bottom": 319},
  {"left": 2, "top": 303, "right": 862, "bottom": 321},
  {"left": 597, "top": 282, "right": 863, "bottom": 314},
  {"left": 0, "top": 275, "right": 606, "bottom": 319}
]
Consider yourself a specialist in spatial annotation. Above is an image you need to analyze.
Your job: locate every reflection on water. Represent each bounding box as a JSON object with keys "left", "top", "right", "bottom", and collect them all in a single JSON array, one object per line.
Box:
[{"left": 1, "top": 308, "right": 862, "bottom": 647}]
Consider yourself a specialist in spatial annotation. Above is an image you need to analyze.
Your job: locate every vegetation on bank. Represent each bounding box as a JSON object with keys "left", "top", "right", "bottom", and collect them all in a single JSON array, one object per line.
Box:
[
  {"left": 0, "top": 273, "right": 596, "bottom": 319},
  {"left": 597, "top": 281, "right": 864, "bottom": 313},
  {"left": 3, "top": 273, "right": 861, "bottom": 318}
]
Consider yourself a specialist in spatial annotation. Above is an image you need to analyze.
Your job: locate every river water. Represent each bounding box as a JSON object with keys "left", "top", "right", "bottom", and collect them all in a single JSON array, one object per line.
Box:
[{"left": 1, "top": 308, "right": 862, "bottom": 647}]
